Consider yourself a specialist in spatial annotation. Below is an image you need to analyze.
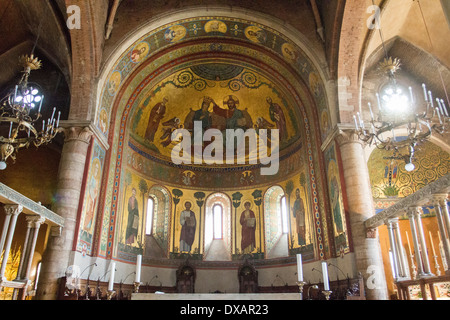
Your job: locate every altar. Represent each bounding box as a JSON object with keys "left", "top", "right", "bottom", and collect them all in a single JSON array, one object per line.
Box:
[{"left": 131, "top": 293, "right": 301, "bottom": 300}]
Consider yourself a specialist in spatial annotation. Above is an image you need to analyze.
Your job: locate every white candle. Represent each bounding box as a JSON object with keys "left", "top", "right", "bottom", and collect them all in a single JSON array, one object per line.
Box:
[
  {"left": 429, "top": 232, "right": 436, "bottom": 257},
  {"left": 296, "top": 254, "right": 303, "bottom": 282},
  {"left": 108, "top": 262, "right": 116, "bottom": 291},
  {"left": 406, "top": 232, "right": 412, "bottom": 256},
  {"left": 436, "top": 108, "right": 443, "bottom": 124},
  {"left": 8, "top": 122, "right": 12, "bottom": 138},
  {"left": 322, "top": 261, "right": 330, "bottom": 291},
  {"left": 135, "top": 255, "right": 142, "bottom": 283},
  {"left": 409, "top": 87, "right": 414, "bottom": 104},
  {"left": 56, "top": 111, "right": 61, "bottom": 128},
  {"left": 437, "top": 99, "right": 445, "bottom": 117},
  {"left": 368, "top": 102, "right": 374, "bottom": 120},
  {"left": 429, "top": 91, "right": 434, "bottom": 109},
  {"left": 353, "top": 115, "right": 359, "bottom": 130},
  {"left": 441, "top": 99, "right": 449, "bottom": 117},
  {"left": 38, "top": 95, "right": 44, "bottom": 113},
  {"left": 422, "top": 84, "right": 428, "bottom": 102}
]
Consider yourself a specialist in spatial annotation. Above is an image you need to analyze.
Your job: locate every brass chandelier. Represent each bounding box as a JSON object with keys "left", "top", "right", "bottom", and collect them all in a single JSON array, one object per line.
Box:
[
  {"left": 354, "top": 0, "right": 449, "bottom": 172},
  {"left": 0, "top": 54, "right": 62, "bottom": 170},
  {"left": 353, "top": 56, "right": 449, "bottom": 172}
]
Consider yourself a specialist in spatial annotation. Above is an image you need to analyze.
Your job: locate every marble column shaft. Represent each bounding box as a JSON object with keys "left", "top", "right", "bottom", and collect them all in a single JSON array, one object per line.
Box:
[
  {"left": 36, "top": 127, "right": 93, "bottom": 300},
  {"left": 336, "top": 130, "right": 388, "bottom": 300},
  {"left": 433, "top": 195, "right": 450, "bottom": 272},
  {"left": 0, "top": 205, "right": 23, "bottom": 281}
]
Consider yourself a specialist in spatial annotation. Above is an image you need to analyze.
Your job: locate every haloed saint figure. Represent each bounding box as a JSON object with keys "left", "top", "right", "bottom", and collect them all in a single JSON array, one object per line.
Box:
[
  {"left": 240, "top": 201, "right": 256, "bottom": 254},
  {"left": 179, "top": 202, "right": 196, "bottom": 252},
  {"left": 126, "top": 188, "right": 139, "bottom": 245}
]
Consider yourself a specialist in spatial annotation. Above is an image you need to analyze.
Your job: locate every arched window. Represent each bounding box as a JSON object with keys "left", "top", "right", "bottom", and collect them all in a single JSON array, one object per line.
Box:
[
  {"left": 213, "top": 204, "right": 223, "bottom": 240},
  {"left": 280, "top": 196, "right": 289, "bottom": 234},
  {"left": 145, "top": 197, "right": 155, "bottom": 235}
]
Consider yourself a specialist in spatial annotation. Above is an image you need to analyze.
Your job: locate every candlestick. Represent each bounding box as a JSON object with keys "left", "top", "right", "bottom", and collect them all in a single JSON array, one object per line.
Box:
[
  {"left": 406, "top": 231, "right": 417, "bottom": 280},
  {"left": 322, "top": 261, "right": 330, "bottom": 291},
  {"left": 429, "top": 231, "right": 436, "bottom": 257}
]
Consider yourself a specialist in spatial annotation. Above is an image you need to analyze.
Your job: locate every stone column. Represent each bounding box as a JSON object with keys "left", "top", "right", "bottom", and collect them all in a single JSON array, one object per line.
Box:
[
  {"left": 335, "top": 130, "right": 388, "bottom": 300},
  {"left": 386, "top": 219, "right": 399, "bottom": 280},
  {"left": 36, "top": 127, "right": 93, "bottom": 300},
  {"left": 432, "top": 194, "right": 450, "bottom": 275},
  {"left": 14, "top": 215, "right": 45, "bottom": 300},
  {"left": 393, "top": 220, "right": 409, "bottom": 279},
  {"left": 407, "top": 208, "right": 425, "bottom": 277},
  {"left": 414, "top": 207, "right": 434, "bottom": 277},
  {"left": 0, "top": 205, "right": 23, "bottom": 284}
]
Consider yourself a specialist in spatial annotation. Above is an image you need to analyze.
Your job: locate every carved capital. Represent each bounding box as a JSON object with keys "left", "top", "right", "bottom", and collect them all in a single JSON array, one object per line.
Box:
[
  {"left": 3, "top": 204, "right": 23, "bottom": 216},
  {"left": 61, "top": 127, "right": 93, "bottom": 144},
  {"left": 50, "top": 226, "right": 63, "bottom": 237},
  {"left": 335, "top": 129, "right": 366, "bottom": 148},
  {"left": 432, "top": 194, "right": 449, "bottom": 207},
  {"left": 366, "top": 227, "right": 377, "bottom": 239},
  {"left": 407, "top": 207, "right": 422, "bottom": 218},
  {"left": 25, "top": 215, "right": 46, "bottom": 229}
]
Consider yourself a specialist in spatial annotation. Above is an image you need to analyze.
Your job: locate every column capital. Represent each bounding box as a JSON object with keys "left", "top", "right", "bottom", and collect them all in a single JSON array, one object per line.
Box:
[
  {"left": 3, "top": 204, "right": 23, "bottom": 216},
  {"left": 407, "top": 207, "right": 422, "bottom": 217},
  {"left": 61, "top": 126, "right": 93, "bottom": 144},
  {"left": 432, "top": 194, "right": 448, "bottom": 206},
  {"left": 25, "top": 215, "right": 46, "bottom": 229},
  {"left": 385, "top": 217, "right": 399, "bottom": 227},
  {"left": 335, "top": 129, "right": 367, "bottom": 148}
]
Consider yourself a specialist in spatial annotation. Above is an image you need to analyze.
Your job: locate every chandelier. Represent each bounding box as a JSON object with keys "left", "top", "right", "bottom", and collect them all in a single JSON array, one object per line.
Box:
[
  {"left": 0, "top": 54, "right": 62, "bottom": 170},
  {"left": 354, "top": 57, "right": 449, "bottom": 172},
  {"left": 354, "top": 1, "right": 449, "bottom": 172}
]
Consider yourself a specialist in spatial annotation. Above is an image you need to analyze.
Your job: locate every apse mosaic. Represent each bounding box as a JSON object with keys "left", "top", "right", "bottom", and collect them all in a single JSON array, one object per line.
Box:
[
  {"left": 128, "top": 64, "right": 301, "bottom": 165},
  {"left": 98, "top": 16, "right": 331, "bottom": 142},
  {"left": 96, "top": 15, "right": 332, "bottom": 261},
  {"left": 113, "top": 166, "right": 318, "bottom": 263}
]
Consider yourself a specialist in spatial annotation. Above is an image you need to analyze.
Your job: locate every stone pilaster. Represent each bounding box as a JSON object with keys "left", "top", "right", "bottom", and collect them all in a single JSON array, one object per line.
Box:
[
  {"left": 36, "top": 127, "right": 93, "bottom": 300},
  {"left": 335, "top": 129, "right": 388, "bottom": 300}
]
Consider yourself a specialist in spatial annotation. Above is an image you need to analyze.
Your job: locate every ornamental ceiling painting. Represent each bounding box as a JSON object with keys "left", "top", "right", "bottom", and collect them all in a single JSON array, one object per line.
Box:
[
  {"left": 95, "top": 15, "right": 333, "bottom": 260},
  {"left": 128, "top": 63, "right": 302, "bottom": 165}
]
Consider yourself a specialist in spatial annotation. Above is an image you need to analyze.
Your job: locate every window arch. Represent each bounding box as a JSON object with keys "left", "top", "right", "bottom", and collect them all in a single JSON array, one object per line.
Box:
[
  {"left": 280, "top": 195, "right": 289, "bottom": 234},
  {"left": 213, "top": 204, "right": 223, "bottom": 240},
  {"left": 145, "top": 196, "right": 155, "bottom": 235}
]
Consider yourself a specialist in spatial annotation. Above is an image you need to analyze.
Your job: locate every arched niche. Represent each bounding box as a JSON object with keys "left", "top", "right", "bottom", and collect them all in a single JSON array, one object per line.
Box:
[
  {"left": 144, "top": 185, "right": 171, "bottom": 258},
  {"left": 204, "top": 193, "right": 232, "bottom": 261},
  {"left": 264, "top": 186, "right": 289, "bottom": 259}
]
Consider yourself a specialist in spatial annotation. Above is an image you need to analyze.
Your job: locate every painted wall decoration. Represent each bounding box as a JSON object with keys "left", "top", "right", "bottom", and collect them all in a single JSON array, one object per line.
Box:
[
  {"left": 97, "top": 16, "right": 331, "bottom": 143},
  {"left": 369, "top": 140, "right": 449, "bottom": 199},
  {"left": 76, "top": 140, "right": 105, "bottom": 256},
  {"left": 129, "top": 65, "right": 301, "bottom": 163},
  {"left": 99, "top": 16, "right": 331, "bottom": 261},
  {"left": 324, "top": 142, "right": 349, "bottom": 257}
]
